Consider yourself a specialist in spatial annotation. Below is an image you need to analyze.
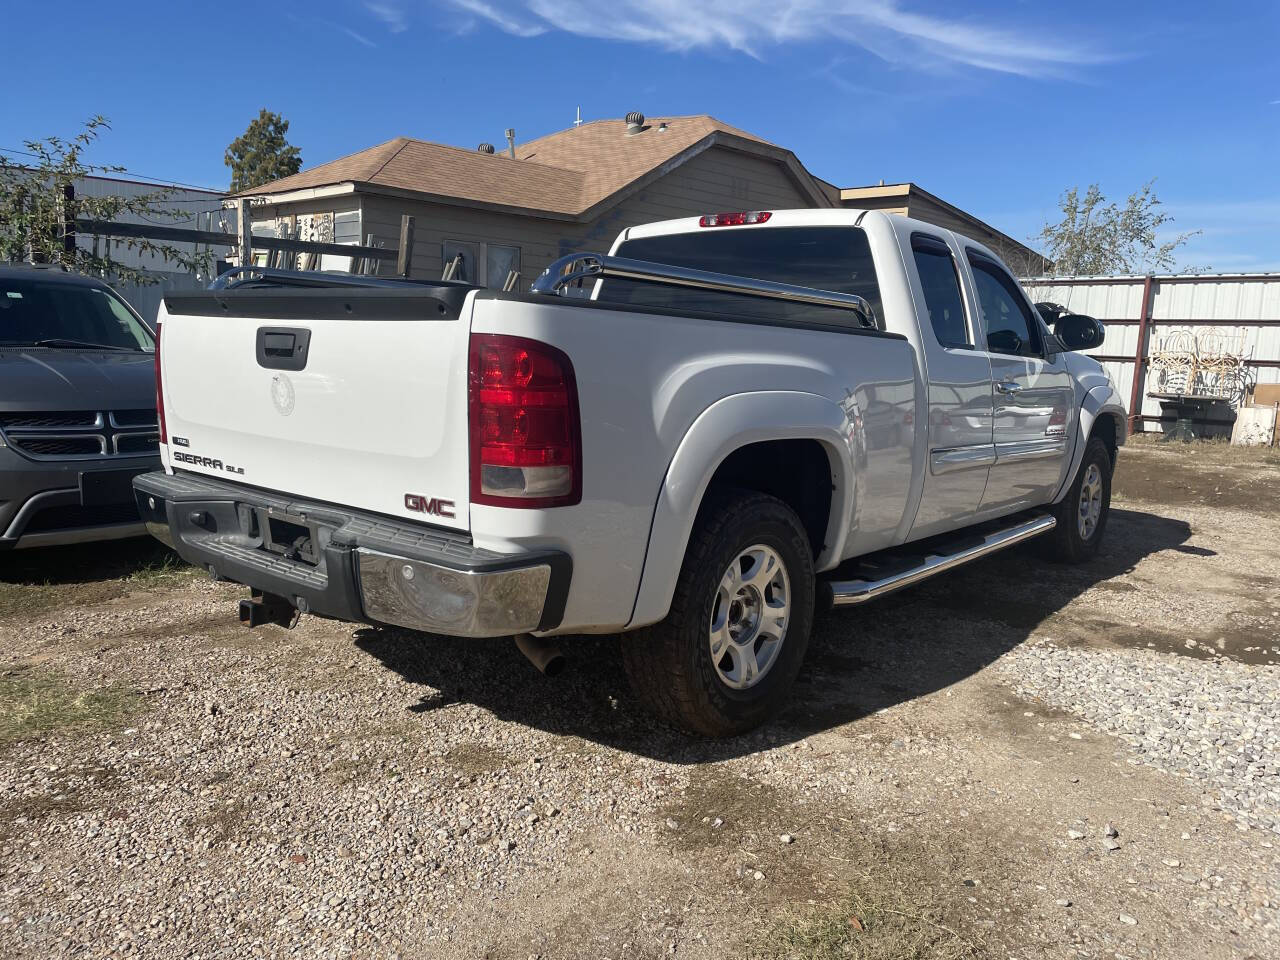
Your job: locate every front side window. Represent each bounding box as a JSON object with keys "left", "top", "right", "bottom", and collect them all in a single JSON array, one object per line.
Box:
[
  {"left": 599, "top": 226, "right": 882, "bottom": 328},
  {"left": 911, "top": 235, "right": 969, "bottom": 348},
  {"left": 967, "top": 253, "right": 1041, "bottom": 356},
  {"left": 0, "top": 279, "right": 152, "bottom": 351}
]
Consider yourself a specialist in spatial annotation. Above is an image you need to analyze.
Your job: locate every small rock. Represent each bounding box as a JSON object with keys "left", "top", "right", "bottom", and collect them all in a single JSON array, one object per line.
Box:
[
  {"left": 752, "top": 871, "right": 764, "bottom": 881},
  {"left": 1118, "top": 913, "right": 1137, "bottom": 926},
  {"left": 1055, "top": 899, "right": 1072, "bottom": 907},
  {"left": 1067, "top": 829, "right": 1086, "bottom": 840},
  {"left": 1162, "top": 858, "right": 1181, "bottom": 868},
  {"left": 206, "top": 701, "right": 219, "bottom": 716},
  {"left": 1104, "top": 823, "right": 1119, "bottom": 839},
  {"left": 779, "top": 834, "right": 794, "bottom": 845},
  {"left": 665, "top": 818, "right": 679, "bottom": 831},
  {"left": 1069, "top": 732, "right": 1082, "bottom": 740},
  {"left": 1104, "top": 838, "right": 1121, "bottom": 852}
]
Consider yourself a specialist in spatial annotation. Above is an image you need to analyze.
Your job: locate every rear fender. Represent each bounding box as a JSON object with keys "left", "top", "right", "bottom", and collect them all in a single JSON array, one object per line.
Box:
[{"left": 626, "top": 390, "right": 855, "bottom": 630}]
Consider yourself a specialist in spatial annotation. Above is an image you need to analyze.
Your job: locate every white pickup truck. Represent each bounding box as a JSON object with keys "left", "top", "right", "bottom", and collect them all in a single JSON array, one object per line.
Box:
[{"left": 135, "top": 209, "right": 1125, "bottom": 735}]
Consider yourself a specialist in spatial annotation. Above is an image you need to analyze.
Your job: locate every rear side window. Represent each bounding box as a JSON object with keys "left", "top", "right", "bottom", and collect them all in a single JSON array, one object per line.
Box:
[
  {"left": 911, "top": 235, "right": 969, "bottom": 348},
  {"left": 967, "top": 253, "right": 1042, "bottom": 356},
  {"left": 598, "top": 226, "right": 882, "bottom": 329}
]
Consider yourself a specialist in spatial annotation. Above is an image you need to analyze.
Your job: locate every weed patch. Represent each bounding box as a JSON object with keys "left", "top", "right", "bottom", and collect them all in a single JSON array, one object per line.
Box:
[{"left": 0, "top": 667, "right": 140, "bottom": 747}]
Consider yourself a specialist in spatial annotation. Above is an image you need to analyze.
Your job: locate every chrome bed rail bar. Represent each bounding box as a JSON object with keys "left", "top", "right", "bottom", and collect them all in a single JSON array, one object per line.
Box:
[{"left": 530, "top": 253, "right": 879, "bottom": 330}]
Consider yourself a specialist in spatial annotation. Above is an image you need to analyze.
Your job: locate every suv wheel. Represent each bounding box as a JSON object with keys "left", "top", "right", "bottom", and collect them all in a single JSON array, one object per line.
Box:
[{"left": 622, "top": 490, "right": 815, "bottom": 736}]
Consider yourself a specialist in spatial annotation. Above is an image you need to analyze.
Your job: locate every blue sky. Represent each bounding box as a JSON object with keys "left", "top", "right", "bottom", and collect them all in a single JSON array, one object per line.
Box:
[{"left": 3, "top": 1, "right": 1277, "bottom": 271}]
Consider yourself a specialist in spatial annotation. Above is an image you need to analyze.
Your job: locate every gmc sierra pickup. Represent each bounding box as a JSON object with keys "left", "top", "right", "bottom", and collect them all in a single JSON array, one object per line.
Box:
[{"left": 135, "top": 209, "right": 1125, "bottom": 736}]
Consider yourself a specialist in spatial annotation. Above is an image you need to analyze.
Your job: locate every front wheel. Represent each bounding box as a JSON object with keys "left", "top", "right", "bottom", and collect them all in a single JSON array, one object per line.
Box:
[
  {"left": 621, "top": 490, "right": 815, "bottom": 737},
  {"left": 1042, "top": 437, "right": 1112, "bottom": 563}
]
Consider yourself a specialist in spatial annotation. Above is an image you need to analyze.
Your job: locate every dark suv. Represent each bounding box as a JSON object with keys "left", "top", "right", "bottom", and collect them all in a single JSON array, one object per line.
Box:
[{"left": 0, "top": 264, "right": 161, "bottom": 550}]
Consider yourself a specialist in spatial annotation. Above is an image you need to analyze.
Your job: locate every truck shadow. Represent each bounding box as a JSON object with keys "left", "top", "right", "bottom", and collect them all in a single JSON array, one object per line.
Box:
[
  {"left": 354, "top": 507, "right": 1198, "bottom": 764},
  {"left": 0, "top": 537, "right": 177, "bottom": 586}
]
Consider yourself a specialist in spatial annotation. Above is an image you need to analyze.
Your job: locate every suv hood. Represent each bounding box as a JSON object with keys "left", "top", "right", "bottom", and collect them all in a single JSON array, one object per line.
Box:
[{"left": 0, "top": 348, "right": 156, "bottom": 413}]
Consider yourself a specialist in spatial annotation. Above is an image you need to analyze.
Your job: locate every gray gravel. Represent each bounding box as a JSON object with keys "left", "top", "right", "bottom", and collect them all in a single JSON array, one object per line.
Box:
[{"left": 1000, "top": 639, "right": 1280, "bottom": 834}]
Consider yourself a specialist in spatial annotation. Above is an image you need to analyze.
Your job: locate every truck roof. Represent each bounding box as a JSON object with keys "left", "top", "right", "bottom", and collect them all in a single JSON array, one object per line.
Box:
[{"left": 616, "top": 207, "right": 1005, "bottom": 267}]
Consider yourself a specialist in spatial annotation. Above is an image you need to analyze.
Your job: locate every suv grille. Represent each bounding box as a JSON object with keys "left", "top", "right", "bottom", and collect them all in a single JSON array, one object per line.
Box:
[{"left": 0, "top": 409, "right": 159, "bottom": 461}]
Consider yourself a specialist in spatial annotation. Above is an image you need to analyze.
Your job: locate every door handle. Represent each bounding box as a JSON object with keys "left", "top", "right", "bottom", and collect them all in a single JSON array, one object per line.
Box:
[
  {"left": 256, "top": 326, "right": 311, "bottom": 371},
  {"left": 995, "top": 381, "right": 1023, "bottom": 395}
]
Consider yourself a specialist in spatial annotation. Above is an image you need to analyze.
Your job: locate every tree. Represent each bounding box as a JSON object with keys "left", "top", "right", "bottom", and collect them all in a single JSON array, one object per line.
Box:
[
  {"left": 0, "top": 116, "right": 211, "bottom": 286},
  {"left": 1034, "top": 180, "right": 1201, "bottom": 276},
  {"left": 225, "top": 109, "right": 302, "bottom": 192}
]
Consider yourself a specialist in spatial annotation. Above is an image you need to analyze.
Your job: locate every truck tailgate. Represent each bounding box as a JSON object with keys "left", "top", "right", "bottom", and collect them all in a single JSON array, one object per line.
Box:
[{"left": 157, "top": 287, "right": 473, "bottom": 532}]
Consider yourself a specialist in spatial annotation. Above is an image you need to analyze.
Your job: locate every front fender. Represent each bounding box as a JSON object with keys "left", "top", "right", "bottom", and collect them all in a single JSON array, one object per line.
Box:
[
  {"left": 626, "top": 390, "right": 856, "bottom": 630},
  {"left": 1053, "top": 382, "right": 1128, "bottom": 503}
]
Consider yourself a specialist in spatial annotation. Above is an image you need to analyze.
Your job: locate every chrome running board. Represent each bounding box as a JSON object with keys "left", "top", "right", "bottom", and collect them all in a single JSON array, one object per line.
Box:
[{"left": 826, "top": 513, "right": 1056, "bottom": 607}]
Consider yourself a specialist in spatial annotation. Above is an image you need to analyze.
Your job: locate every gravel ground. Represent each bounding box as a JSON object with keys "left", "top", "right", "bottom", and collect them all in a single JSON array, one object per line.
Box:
[
  {"left": 1, "top": 443, "right": 1277, "bottom": 960},
  {"left": 1001, "top": 642, "right": 1279, "bottom": 834}
]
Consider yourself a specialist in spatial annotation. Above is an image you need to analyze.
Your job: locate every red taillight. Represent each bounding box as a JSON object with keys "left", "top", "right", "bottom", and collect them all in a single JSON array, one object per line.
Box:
[
  {"left": 153, "top": 323, "right": 166, "bottom": 446},
  {"left": 698, "top": 211, "right": 772, "bottom": 227},
  {"left": 468, "top": 334, "right": 581, "bottom": 507}
]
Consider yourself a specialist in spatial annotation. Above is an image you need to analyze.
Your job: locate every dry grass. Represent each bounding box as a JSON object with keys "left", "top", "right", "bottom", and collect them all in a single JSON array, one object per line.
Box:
[
  {"left": 0, "top": 541, "right": 198, "bottom": 621},
  {"left": 0, "top": 666, "right": 140, "bottom": 747},
  {"left": 1127, "top": 431, "right": 1280, "bottom": 465},
  {"left": 756, "top": 887, "right": 981, "bottom": 960}
]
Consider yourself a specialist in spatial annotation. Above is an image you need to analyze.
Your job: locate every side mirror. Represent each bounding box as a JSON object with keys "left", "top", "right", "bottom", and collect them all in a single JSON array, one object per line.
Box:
[
  {"left": 1054, "top": 314, "right": 1105, "bottom": 351},
  {"left": 986, "top": 328, "right": 1024, "bottom": 355}
]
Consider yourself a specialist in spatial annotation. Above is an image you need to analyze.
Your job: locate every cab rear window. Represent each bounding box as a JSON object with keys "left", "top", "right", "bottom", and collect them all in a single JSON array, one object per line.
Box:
[{"left": 599, "top": 226, "right": 883, "bottom": 329}]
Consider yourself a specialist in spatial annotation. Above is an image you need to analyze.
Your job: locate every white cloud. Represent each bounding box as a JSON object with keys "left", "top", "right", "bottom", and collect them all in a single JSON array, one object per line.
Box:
[
  {"left": 339, "top": 25, "right": 377, "bottom": 47},
  {"left": 366, "top": 2, "right": 409, "bottom": 32},
  {"left": 437, "top": 0, "right": 1114, "bottom": 77},
  {"left": 450, "top": 0, "right": 548, "bottom": 37}
]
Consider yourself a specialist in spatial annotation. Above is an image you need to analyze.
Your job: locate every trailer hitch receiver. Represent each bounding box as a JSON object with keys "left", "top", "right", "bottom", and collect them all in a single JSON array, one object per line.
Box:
[{"left": 238, "top": 589, "right": 301, "bottom": 629}]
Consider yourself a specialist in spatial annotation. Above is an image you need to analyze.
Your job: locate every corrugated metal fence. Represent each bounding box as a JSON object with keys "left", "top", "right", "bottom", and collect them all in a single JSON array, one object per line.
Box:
[{"left": 1021, "top": 273, "right": 1280, "bottom": 433}]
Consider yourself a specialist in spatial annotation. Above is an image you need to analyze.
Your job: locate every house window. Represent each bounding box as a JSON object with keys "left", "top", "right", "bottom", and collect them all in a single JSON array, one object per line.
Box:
[
  {"left": 444, "top": 240, "right": 521, "bottom": 290},
  {"left": 442, "top": 240, "right": 480, "bottom": 284},
  {"left": 486, "top": 244, "right": 521, "bottom": 291}
]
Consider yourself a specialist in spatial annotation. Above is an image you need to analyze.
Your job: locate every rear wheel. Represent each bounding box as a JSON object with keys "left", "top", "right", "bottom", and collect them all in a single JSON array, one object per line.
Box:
[
  {"left": 621, "top": 490, "right": 815, "bottom": 737},
  {"left": 1042, "top": 437, "right": 1112, "bottom": 563}
]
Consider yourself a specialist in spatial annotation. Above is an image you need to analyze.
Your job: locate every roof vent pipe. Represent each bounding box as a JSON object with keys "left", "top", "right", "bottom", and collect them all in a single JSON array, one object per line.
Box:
[
  {"left": 477, "top": 142, "right": 495, "bottom": 154},
  {"left": 625, "top": 111, "right": 645, "bottom": 134},
  {"left": 505, "top": 128, "right": 516, "bottom": 158}
]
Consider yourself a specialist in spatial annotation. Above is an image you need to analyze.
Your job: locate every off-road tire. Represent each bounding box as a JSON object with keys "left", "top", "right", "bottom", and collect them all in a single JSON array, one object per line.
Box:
[
  {"left": 1042, "top": 437, "right": 1112, "bottom": 563},
  {"left": 621, "top": 490, "right": 815, "bottom": 737}
]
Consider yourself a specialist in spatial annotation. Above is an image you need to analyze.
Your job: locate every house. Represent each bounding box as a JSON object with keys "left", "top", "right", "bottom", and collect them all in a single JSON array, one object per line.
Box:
[
  {"left": 237, "top": 114, "right": 831, "bottom": 290},
  {"left": 837, "top": 182, "right": 1047, "bottom": 274},
  {"left": 238, "top": 113, "right": 1046, "bottom": 289}
]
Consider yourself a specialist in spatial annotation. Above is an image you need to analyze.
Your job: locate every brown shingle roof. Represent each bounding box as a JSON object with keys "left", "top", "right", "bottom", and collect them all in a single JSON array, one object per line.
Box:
[{"left": 240, "top": 115, "right": 817, "bottom": 218}]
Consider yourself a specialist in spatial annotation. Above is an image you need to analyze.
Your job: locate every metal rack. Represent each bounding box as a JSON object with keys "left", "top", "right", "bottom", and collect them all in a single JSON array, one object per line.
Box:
[{"left": 531, "top": 253, "right": 880, "bottom": 330}]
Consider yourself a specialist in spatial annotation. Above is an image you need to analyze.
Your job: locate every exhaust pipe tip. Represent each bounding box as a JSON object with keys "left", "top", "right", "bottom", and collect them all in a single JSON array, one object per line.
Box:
[{"left": 514, "top": 633, "right": 565, "bottom": 677}]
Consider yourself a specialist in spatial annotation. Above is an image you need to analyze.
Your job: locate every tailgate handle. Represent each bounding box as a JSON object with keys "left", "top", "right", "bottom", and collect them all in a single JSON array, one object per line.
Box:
[{"left": 256, "top": 326, "right": 311, "bottom": 371}]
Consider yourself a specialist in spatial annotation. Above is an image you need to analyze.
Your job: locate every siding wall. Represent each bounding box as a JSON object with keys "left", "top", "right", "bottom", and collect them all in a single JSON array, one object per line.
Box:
[
  {"left": 69, "top": 176, "right": 227, "bottom": 326},
  {"left": 1021, "top": 274, "right": 1280, "bottom": 434},
  {"left": 321, "top": 145, "right": 814, "bottom": 291}
]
